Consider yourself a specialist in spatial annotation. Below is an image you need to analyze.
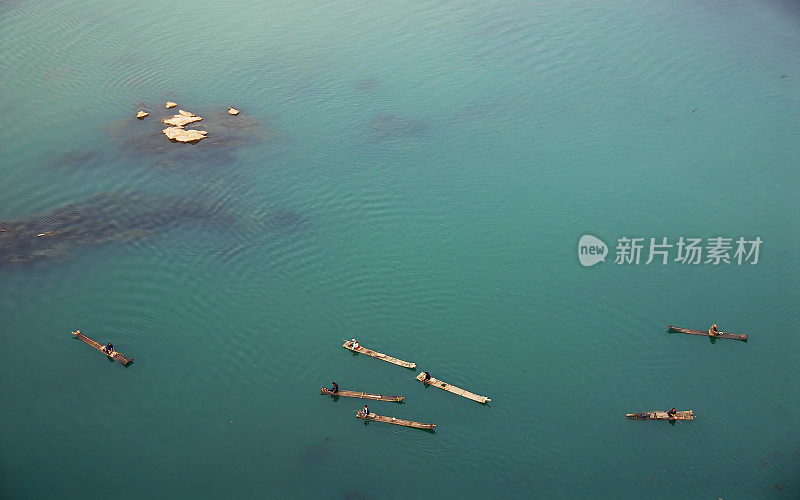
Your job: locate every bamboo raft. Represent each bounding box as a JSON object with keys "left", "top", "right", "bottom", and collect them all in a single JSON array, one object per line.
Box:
[
  {"left": 321, "top": 388, "right": 404, "bottom": 402},
  {"left": 356, "top": 411, "right": 435, "bottom": 429},
  {"left": 627, "top": 410, "right": 694, "bottom": 421},
  {"left": 71, "top": 331, "right": 133, "bottom": 365},
  {"left": 416, "top": 372, "right": 491, "bottom": 404},
  {"left": 667, "top": 325, "right": 747, "bottom": 342},
  {"left": 342, "top": 340, "right": 416, "bottom": 369}
]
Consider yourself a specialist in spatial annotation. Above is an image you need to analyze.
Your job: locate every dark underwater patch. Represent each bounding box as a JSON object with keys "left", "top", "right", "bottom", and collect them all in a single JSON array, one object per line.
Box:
[
  {"left": 0, "top": 191, "right": 232, "bottom": 266},
  {"left": 105, "top": 107, "right": 270, "bottom": 172},
  {"left": 369, "top": 112, "right": 430, "bottom": 140},
  {"left": 353, "top": 77, "right": 380, "bottom": 93}
]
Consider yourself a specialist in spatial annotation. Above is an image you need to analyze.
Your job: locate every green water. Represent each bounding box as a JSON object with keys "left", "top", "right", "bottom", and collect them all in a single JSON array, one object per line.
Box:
[{"left": 1, "top": 1, "right": 798, "bottom": 498}]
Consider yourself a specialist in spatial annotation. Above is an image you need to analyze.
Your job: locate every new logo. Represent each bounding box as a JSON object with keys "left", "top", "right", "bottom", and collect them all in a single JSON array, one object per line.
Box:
[{"left": 578, "top": 235, "right": 608, "bottom": 267}]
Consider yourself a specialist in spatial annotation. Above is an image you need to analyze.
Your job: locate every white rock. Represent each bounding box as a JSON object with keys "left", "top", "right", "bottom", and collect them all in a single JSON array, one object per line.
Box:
[
  {"left": 162, "top": 112, "right": 203, "bottom": 127},
  {"left": 162, "top": 126, "right": 208, "bottom": 142},
  {"left": 165, "top": 101, "right": 177, "bottom": 108}
]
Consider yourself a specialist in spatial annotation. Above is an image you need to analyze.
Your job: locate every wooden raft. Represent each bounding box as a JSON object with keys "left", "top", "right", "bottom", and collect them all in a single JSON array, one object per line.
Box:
[
  {"left": 356, "top": 411, "right": 435, "bottom": 429},
  {"left": 627, "top": 410, "right": 694, "bottom": 421},
  {"left": 71, "top": 331, "right": 133, "bottom": 365},
  {"left": 416, "top": 372, "right": 491, "bottom": 404},
  {"left": 342, "top": 341, "right": 416, "bottom": 369},
  {"left": 321, "top": 388, "right": 404, "bottom": 402},
  {"left": 667, "top": 325, "right": 747, "bottom": 342}
]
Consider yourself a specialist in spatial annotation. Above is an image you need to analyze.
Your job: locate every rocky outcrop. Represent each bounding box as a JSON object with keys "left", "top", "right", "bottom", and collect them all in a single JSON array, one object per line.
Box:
[
  {"left": 227, "top": 107, "right": 239, "bottom": 115},
  {"left": 162, "top": 126, "right": 207, "bottom": 142},
  {"left": 165, "top": 101, "right": 177, "bottom": 108},
  {"left": 136, "top": 111, "right": 149, "bottom": 119},
  {"left": 162, "top": 110, "right": 203, "bottom": 127}
]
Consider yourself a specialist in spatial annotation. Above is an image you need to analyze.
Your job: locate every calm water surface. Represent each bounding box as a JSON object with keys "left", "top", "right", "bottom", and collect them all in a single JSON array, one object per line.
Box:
[{"left": 1, "top": 1, "right": 798, "bottom": 498}]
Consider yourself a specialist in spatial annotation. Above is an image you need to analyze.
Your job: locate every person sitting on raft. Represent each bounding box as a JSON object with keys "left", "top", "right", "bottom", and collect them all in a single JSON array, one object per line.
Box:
[
  {"left": 351, "top": 338, "right": 360, "bottom": 349},
  {"left": 709, "top": 324, "right": 719, "bottom": 335},
  {"left": 668, "top": 408, "right": 677, "bottom": 419},
  {"left": 103, "top": 342, "right": 114, "bottom": 354},
  {"left": 362, "top": 404, "right": 369, "bottom": 417},
  {"left": 327, "top": 381, "right": 338, "bottom": 394},
  {"left": 422, "top": 371, "right": 431, "bottom": 381}
]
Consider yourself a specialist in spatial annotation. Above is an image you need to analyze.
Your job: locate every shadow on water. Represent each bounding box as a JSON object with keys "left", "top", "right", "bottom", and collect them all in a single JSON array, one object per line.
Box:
[
  {"left": 262, "top": 209, "right": 309, "bottom": 234},
  {"left": 368, "top": 112, "right": 430, "bottom": 141},
  {"left": 344, "top": 489, "right": 374, "bottom": 500},
  {"left": 360, "top": 417, "right": 435, "bottom": 434},
  {"left": 449, "top": 101, "right": 505, "bottom": 124},
  {"left": 104, "top": 354, "right": 134, "bottom": 368},
  {"left": 0, "top": 191, "right": 235, "bottom": 267},
  {"left": 54, "top": 149, "right": 102, "bottom": 168},
  {"left": 299, "top": 439, "right": 336, "bottom": 466},
  {"left": 353, "top": 77, "right": 380, "bottom": 93}
]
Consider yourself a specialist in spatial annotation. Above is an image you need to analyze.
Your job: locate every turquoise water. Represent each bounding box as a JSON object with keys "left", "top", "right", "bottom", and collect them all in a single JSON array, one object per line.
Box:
[{"left": 1, "top": 1, "right": 799, "bottom": 497}]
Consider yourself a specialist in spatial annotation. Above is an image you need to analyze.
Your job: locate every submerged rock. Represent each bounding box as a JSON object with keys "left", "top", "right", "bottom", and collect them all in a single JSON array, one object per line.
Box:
[
  {"left": 0, "top": 191, "right": 231, "bottom": 266},
  {"left": 136, "top": 111, "right": 149, "bottom": 119},
  {"left": 163, "top": 111, "right": 203, "bottom": 127},
  {"left": 107, "top": 107, "right": 269, "bottom": 166},
  {"left": 163, "top": 126, "right": 208, "bottom": 142},
  {"left": 227, "top": 107, "right": 239, "bottom": 115},
  {"left": 165, "top": 101, "right": 177, "bottom": 108}
]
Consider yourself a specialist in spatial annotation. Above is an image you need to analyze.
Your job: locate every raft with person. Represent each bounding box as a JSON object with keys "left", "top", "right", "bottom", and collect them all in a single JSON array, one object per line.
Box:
[
  {"left": 626, "top": 410, "right": 694, "bottom": 420},
  {"left": 356, "top": 410, "right": 435, "bottom": 429},
  {"left": 71, "top": 330, "right": 133, "bottom": 365},
  {"left": 342, "top": 339, "right": 416, "bottom": 369},
  {"left": 415, "top": 371, "right": 491, "bottom": 404},
  {"left": 667, "top": 325, "right": 748, "bottom": 342},
  {"left": 321, "top": 388, "right": 404, "bottom": 402}
]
